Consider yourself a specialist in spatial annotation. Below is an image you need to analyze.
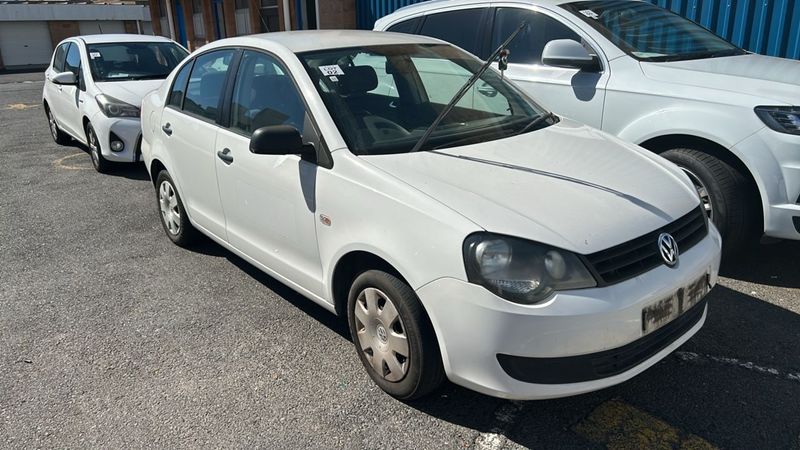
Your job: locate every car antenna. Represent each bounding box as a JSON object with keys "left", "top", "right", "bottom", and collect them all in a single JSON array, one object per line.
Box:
[{"left": 410, "top": 21, "right": 527, "bottom": 153}]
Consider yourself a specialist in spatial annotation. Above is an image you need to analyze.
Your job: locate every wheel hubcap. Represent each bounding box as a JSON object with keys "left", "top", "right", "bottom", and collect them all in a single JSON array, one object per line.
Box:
[
  {"left": 354, "top": 287, "right": 409, "bottom": 382},
  {"left": 88, "top": 129, "right": 99, "bottom": 168},
  {"left": 681, "top": 167, "right": 714, "bottom": 220},
  {"left": 48, "top": 111, "right": 58, "bottom": 139},
  {"left": 159, "top": 181, "right": 181, "bottom": 235}
]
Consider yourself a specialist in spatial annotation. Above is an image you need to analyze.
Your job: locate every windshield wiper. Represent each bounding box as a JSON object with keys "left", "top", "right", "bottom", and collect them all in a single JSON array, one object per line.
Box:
[
  {"left": 410, "top": 22, "right": 528, "bottom": 153},
  {"left": 510, "top": 111, "right": 557, "bottom": 137}
]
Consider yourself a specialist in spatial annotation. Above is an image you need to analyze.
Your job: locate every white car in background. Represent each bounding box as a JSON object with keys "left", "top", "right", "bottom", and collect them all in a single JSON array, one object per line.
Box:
[
  {"left": 43, "top": 34, "right": 188, "bottom": 173},
  {"left": 375, "top": 0, "right": 800, "bottom": 251},
  {"left": 140, "top": 31, "right": 720, "bottom": 400}
]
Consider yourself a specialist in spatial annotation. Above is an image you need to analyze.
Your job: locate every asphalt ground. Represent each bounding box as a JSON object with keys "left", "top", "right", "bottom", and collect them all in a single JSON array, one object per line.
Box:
[{"left": 1, "top": 72, "right": 799, "bottom": 449}]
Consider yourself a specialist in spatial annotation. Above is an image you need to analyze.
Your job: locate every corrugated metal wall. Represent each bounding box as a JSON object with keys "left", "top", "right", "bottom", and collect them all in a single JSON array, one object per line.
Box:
[{"left": 357, "top": 0, "right": 800, "bottom": 60}]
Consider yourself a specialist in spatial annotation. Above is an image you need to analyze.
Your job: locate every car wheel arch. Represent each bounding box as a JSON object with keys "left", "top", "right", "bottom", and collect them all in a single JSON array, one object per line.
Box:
[
  {"left": 639, "top": 133, "right": 764, "bottom": 232},
  {"left": 330, "top": 250, "right": 412, "bottom": 318}
]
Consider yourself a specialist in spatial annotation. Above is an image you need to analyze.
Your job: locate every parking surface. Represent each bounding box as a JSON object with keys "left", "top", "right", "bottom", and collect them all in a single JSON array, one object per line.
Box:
[{"left": 1, "top": 72, "right": 799, "bottom": 449}]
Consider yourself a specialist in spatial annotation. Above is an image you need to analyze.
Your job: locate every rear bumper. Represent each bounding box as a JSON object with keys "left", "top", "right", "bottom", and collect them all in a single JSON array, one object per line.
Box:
[{"left": 415, "top": 225, "right": 721, "bottom": 400}]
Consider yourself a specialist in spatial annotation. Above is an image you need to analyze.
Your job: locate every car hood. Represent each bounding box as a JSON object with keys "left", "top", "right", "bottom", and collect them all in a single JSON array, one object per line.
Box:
[
  {"left": 95, "top": 80, "right": 165, "bottom": 107},
  {"left": 640, "top": 54, "right": 800, "bottom": 105},
  {"left": 362, "top": 120, "right": 699, "bottom": 254}
]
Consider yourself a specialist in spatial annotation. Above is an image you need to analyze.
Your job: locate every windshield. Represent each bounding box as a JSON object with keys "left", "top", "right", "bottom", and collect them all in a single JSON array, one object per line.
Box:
[
  {"left": 561, "top": 1, "right": 745, "bottom": 62},
  {"left": 87, "top": 42, "right": 189, "bottom": 82},
  {"left": 298, "top": 44, "right": 550, "bottom": 155}
]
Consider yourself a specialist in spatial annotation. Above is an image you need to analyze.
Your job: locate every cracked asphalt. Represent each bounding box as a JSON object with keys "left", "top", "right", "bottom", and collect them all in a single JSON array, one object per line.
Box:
[{"left": 1, "top": 72, "right": 799, "bottom": 449}]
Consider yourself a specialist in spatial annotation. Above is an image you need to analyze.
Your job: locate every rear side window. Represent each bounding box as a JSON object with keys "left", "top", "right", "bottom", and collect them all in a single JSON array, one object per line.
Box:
[
  {"left": 53, "top": 43, "right": 70, "bottom": 72},
  {"left": 168, "top": 61, "right": 193, "bottom": 108},
  {"left": 387, "top": 17, "right": 421, "bottom": 34},
  {"left": 418, "top": 8, "right": 487, "bottom": 57},
  {"left": 491, "top": 8, "right": 583, "bottom": 65},
  {"left": 183, "top": 49, "right": 235, "bottom": 121}
]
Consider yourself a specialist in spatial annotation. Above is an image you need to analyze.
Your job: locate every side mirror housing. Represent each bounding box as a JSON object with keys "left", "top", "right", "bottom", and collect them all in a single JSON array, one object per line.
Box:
[
  {"left": 250, "top": 125, "right": 315, "bottom": 159},
  {"left": 542, "top": 39, "right": 601, "bottom": 72},
  {"left": 51, "top": 71, "right": 77, "bottom": 85}
]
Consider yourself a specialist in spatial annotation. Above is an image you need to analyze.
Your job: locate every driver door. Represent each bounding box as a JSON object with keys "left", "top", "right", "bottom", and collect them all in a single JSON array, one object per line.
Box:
[
  {"left": 58, "top": 42, "right": 89, "bottom": 138},
  {"left": 214, "top": 50, "right": 324, "bottom": 297}
]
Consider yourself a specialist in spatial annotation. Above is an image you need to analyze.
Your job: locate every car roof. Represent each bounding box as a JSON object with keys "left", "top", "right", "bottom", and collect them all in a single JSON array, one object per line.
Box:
[
  {"left": 75, "top": 34, "right": 177, "bottom": 44},
  {"left": 203, "top": 30, "right": 450, "bottom": 53},
  {"left": 387, "top": 0, "right": 575, "bottom": 16}
]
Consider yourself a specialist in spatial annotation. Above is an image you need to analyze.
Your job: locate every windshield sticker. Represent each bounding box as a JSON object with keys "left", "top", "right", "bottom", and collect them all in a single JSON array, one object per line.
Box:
[
  {"left": 319, "top": 64, "right": 345, "bottom": 76},
  {"left": 579, "top": 9, "right": 599, "bottom": 19},
  {"left": 90, "top": 51, "right": 102, "bottom": 59}
]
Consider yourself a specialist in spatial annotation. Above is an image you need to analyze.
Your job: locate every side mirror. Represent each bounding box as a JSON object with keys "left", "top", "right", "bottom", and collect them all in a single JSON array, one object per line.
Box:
[
  {"left": 51, "top": 71, "right": 77, "bottom": 85},
  {"left": 250, "top": 125, "right": 314, "bottom": 158},
  {"left": 542, "top": 39, "right": 601, "bottom": 72}
]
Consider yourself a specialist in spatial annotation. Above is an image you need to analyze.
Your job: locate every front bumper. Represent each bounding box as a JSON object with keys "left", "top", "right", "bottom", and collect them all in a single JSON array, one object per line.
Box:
[
  {"left": 415, "top": 225, "right": 722, "bottom": 400},
  {"left": 733, "top": 127, "right": 800, "bottom": 240},
  {"left": 89, "top": 112, "right": 142, "bottom": 163}
]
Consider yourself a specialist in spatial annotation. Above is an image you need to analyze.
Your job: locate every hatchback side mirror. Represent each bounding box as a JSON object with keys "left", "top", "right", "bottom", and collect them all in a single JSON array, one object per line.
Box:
[
  {"left": 250, "top": 125, "right": 315, "bottom": 158},
  {"left": 542, "top": 39, "right": 601, "bottom": 72},
  {"left": 51, "top": 71, "right": 77, "bottom": 85}
]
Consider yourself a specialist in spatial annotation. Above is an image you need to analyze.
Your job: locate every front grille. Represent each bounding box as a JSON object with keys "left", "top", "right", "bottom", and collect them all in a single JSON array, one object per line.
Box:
[
  {"left": 497, "top": 299, "right": 707, "bottom": 384},
  {"left": 584, "top": 206, "right": 708, "bottom": 286}
]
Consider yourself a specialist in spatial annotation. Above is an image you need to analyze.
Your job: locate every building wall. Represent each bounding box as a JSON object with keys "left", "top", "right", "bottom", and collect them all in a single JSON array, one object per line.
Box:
[{"left": 356, "top": 0, "right": 800, "bottom": 60}]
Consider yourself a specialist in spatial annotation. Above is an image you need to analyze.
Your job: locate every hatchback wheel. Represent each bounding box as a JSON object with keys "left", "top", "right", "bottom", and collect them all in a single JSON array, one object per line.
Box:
[
  {"left": 156, "top": 170, "right": 197, "bottom": 247},
  {"left": 86, "top": 123, "right": 110, "bottom": 173},
  {"left": 46, "top": 106, "right": 70, "bottom": 145},
  {"left": 347, "top": 270, "right": 444, "bottom": 400}
]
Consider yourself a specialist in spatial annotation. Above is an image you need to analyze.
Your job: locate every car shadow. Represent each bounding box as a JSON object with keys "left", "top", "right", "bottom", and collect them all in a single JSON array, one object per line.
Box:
[
  {"left": 721, "top": 239, "right": 800, "bottom": 288},
  {"left": 61, "top": 140, "right": 151, "bottom": 181}
]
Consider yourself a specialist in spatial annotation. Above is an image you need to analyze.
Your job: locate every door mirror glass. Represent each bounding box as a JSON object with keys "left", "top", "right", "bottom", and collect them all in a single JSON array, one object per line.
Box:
[
  {"left": 250, "top": 125, "right": 312, "bottom": 156},
  {"left": 542, "top": 39, "right": 601, "bottom": 71},
  {"left": 52, "top": 71, "right": 78, "bottom": 85}
]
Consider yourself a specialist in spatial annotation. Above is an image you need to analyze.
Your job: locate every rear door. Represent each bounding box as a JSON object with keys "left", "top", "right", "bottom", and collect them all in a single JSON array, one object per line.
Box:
[
  {"left": 159, "top": 48, "right": 236, "bottom": 240},
  {"left": 45, "top": 42, "right": 70, "bottom": 120}
]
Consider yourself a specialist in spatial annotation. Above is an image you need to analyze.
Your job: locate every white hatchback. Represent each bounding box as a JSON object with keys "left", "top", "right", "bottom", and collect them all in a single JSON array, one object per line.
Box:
[
  {"left": 141, "top": 31, "right": 721, "bottom": 400},
  {"left": 376, "top": 0, "right": 800, "bottom": 250},
  {"left": 43, "top": 34, "right": 188, "bottom": 172}
]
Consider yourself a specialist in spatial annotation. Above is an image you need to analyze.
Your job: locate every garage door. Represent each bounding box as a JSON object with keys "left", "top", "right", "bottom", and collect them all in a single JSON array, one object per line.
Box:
[
  {"left": 78, "top": 21, "right": 126, "bottom": 35},
  {"left": 0, "top": 21, "right": 54, "bottom": 68}
]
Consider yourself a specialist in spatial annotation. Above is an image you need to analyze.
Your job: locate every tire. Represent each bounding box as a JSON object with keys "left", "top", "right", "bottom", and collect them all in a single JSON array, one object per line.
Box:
[
  {"left": 45, "top": 105, "right": 70, "bottom": 145},
  {"left": 347, "top": 270, "right": 445, "bottom": 400},
  {"left": 85, "top": 122, "right": 110, "bottom": 173},
  {"left": 661, "top": 148, "right": 758, "bottom": 254},
  {"left": 155, "top": 170, "right": 198, "bottom": 247}
]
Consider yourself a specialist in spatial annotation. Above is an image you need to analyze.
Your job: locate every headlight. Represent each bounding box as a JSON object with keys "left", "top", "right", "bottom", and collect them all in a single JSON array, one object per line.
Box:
[
  {"left": 463, "top": 233, "right": 596, "bottom": 304},
  {"left": 755, "top": 106, "right": 800, "bottom": 135},
  {"left": 95, "top": 94, "right": 140, "bottom": 118}
]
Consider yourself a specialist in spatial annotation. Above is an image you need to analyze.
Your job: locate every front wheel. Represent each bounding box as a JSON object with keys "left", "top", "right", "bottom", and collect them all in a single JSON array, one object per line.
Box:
[
  {"left": 661, "top": 148, "right": 758, "bottom": 254},
  {"left": 86, "top": 123, "right": 110, "bottom": 173},
  {"left": 347, "top": 270, "right": 445, "bottom": 400},
  {"left": 155, "top": 170, "right": 198, "bottom": 247}
]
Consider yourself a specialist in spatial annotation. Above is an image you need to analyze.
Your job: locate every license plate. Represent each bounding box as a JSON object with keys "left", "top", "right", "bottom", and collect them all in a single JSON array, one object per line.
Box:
[{"left": 642, "top": 274, "right": 709, "bottom": 335}]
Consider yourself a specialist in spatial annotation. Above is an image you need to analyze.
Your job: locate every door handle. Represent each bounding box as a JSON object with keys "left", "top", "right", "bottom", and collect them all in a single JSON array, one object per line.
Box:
[
  {"left": 217, "top": 148, "right": 233, "bottom": 164},
  {"left": 477, "top": 83, "right": 498, "bottom": 98},
  {"left": 161, "top": 123, "right": 172, "bottom": 136}
]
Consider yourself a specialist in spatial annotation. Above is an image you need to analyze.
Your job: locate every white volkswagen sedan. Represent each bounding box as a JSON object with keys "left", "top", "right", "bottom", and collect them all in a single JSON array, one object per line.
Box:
[
  {"left": 141, "top": 31, "right": 721, "bottom": 400},
  {"left": 43, "top": 34, "right": 188, "bottom": 172}
]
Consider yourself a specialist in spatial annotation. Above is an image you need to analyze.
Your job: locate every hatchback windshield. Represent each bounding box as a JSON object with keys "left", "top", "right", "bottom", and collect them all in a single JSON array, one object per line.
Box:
[
  {"left": 298, "top": 44, "right": 549, "bottom": 154},
  {"left": 561, "top": 1, "right": 745, "bottom": 62},
  {"left": 87, "top": 42, "right": 189, "bottom": 82}
]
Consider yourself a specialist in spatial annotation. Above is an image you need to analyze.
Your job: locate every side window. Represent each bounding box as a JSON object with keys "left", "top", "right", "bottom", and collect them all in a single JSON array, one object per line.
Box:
[
  {"left": 53, "top": 43, "right": 70, "bottom": 72},
  {"left": 229, "top": 50, "right": 306, "bottom": 136},
  {"left": 183, "top": 49, "right": 235, "bottom": 121},
  {"left": 492, "top": 8, "right": 584, "bottom": 65},
  {"left": 64, "top": 43, "right": 81, "bottom": 76},
  {"left": 168, "top": 61, "right": 193, "bottom": 108},
  {"left": 386, "top": 17, "right": 421, "bottom": 34},
  {"left": 418, "top": 8, "right": 487, "bottom": 57}
]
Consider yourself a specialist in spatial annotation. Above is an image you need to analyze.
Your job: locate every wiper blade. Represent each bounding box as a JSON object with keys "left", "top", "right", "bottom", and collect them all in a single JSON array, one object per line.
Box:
[
  {"left": 410, "top": 21, "right": 528, "bottom": 153},
  {"left": 511, "top": 111, "right": 557, "bottom": 137}
]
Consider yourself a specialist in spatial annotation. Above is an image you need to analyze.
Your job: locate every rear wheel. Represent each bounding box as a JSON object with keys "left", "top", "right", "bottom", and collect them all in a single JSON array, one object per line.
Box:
[
  {"left": 86, "top": 123, "right": 110, "bottom": 173},
  {"left": 661, "top": 148, "right": 758, "bottom": 254},
  {"left": 156, "top": 170, "right": 198, "bottom": 247},
  {"left": 347, "top": 270, "right": 445, "bottom": 400},
  {"left": 46, "top": 106, "right": 70, "bottom": 145}
]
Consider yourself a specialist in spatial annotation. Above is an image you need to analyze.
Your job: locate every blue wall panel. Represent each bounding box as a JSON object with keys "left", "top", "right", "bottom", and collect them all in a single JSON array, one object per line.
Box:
[{"left": 356, "top": 0, "right": 800, "bottom": 60}]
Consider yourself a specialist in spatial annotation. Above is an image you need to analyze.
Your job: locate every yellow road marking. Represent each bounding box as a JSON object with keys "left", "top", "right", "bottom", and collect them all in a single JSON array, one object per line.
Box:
[
  {"left": 574, "top": 399, "right": 717, "bottom": 449},
  {"left": 5, "top": 103, "right": 38, "bottom": 110},
  {"left": 53, "top": 152, "right": 92, "bottom": 170}
]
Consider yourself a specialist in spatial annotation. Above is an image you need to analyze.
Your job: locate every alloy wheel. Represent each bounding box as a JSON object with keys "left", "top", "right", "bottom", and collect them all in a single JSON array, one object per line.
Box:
[
  {"left": 87, "top": 127, "right": 100, "bottom": 169},
  {"left": 47, "top": 110, "right": 58, "bottom": 140},
  {"left": 159, "top": 181, "right": 181, "bottom": 235},
  {"left": 353, "top": 287, "right": 410, "bottom": 382},
  {"left": 681, "top": 167, "right": 714, "bottom": 220}
]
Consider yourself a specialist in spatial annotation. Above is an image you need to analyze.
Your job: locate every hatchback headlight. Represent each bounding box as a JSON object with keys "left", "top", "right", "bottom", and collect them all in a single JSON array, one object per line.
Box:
[
  {"left": 96, "top": 94, "right": 140, "bottom": 118},
  {"left": 463, "top": 233, "right": 596, "bottom": 304},
  {"left": 755, "top": 106, "right": 800, "bottom": 135}
]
